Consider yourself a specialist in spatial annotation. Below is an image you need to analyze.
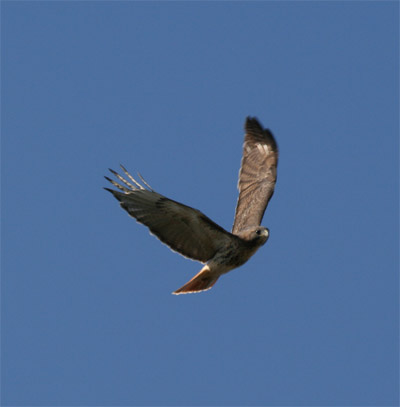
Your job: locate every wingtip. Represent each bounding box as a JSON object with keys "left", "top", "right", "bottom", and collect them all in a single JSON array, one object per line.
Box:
[
  {"left": 103, "top": 187, "right": 124, "bottom": 203},
  {"left": 245, "top": 116, "right": 262, "bottom": 129},
  {"left": 245, "top": 116, "right": 275, "bottom": 136},
  {"left": 119, "top": 163, "right": 128, "bottom": 172},
  {"left": 246, "top": 115, "right": 258, "bottom": 121},
  {"left": 108, "top": 168, "right": 118, "bottom": 176}
]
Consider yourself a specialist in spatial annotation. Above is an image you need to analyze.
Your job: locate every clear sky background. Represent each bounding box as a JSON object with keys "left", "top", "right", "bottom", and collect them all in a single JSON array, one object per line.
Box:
[{"left": 2, "top": 2, "right": 398, "bottom": 406}]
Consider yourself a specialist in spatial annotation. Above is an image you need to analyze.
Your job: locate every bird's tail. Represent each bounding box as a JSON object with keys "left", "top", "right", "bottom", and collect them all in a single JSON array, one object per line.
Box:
[{"left": 172, "top": 266, "right": 219, "bottom": 295}]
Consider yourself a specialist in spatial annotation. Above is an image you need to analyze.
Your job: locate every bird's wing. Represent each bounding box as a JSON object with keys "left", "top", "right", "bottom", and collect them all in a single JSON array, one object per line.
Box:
[
  {"left": 105, "top": 166, "right": 235, "bottom": 263},
  {"left": 232, "top": 117, "right": 279, "bottom": 235}
]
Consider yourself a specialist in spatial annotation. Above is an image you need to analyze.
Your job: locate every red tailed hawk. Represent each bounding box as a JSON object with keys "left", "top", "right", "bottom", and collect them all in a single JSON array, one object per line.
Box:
[{"left": 105, "top": 117, "right": 278, "bottom": 295}]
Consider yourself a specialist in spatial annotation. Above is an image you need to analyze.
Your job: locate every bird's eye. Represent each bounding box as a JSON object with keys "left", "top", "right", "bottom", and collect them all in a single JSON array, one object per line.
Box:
[{"left": 256, "top": 229, "right": 261, "bottom": 235}]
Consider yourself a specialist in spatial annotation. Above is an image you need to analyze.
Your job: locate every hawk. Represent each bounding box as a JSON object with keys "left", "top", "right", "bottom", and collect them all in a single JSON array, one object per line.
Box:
[{"left": 105, "top": 117, "right": 278, "bottom": 295}]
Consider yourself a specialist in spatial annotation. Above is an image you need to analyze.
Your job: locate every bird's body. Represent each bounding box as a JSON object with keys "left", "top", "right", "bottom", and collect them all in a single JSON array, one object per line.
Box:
[
  {"left": 105, "top": 117, "right": 278, "bottom": 294},
  {"left": 173, "top": 226, "right": 269, "bottom": 294}
]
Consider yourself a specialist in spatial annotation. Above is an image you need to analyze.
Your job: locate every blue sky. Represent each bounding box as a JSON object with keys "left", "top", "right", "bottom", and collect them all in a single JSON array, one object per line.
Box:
[{"left": 2, "top": 2, "right": 398, "bottom": 406}]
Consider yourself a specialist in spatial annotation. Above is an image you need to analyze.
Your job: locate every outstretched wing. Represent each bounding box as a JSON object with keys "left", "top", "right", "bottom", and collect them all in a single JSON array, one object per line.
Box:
[
  {"left": 105, "top": 166, "right": 235, "bottom": 263},
  {"left": 232, "top": 117, "right": 278, "bottom": 235}
]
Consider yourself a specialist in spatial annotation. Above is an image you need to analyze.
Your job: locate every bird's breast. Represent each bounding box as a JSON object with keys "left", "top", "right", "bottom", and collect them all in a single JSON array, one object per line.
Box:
[{"left": 209, "top": 240, "right": 262, "bottom": 274}]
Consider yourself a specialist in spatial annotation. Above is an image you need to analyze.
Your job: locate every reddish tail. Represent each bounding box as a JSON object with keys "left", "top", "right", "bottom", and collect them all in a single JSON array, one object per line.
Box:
[{"left": 173, "top": 266, "right": 219, "bottom": 295}]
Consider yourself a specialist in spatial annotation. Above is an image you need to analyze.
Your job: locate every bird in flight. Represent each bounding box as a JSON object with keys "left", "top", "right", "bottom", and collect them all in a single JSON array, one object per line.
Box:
[{"left": 105, "top": 117, "right": 278, "bottom": 295}]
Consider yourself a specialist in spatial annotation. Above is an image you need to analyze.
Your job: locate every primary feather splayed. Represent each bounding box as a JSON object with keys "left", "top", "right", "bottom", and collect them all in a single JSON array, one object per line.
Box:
[{"left": 105, "top": 117, "right": 278, "bottom": 294}]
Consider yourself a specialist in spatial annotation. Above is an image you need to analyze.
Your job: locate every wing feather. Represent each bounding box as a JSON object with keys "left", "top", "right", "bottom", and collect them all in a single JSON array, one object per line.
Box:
[
  {"left": 105, "top": 166, "right": 235, "bottom": 263},
  {"left": 232, "top": 117, "right": 278, "bottom": 234}
]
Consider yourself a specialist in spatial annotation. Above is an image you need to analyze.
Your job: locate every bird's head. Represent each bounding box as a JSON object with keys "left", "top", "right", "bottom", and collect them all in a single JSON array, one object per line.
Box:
[{"left": 237, "top": 226, "right": 270, "bottom": 246}]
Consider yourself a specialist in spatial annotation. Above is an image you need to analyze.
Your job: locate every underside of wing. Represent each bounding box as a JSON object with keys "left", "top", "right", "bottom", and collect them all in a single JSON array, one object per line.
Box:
[
  {"left": 232, "top": 117, "right": 279, "bottom": 235},
  {"left": 105, "top": 166, "right": 235, "bottom": 263}
]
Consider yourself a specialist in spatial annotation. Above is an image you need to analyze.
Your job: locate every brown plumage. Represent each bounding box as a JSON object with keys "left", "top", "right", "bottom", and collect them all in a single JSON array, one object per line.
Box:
[
  {"left": 232, "top": 117, "right": 278, "bottom": 234},
  {"left": 105, "top": 117, "right": 278, "bottom": 295}
]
